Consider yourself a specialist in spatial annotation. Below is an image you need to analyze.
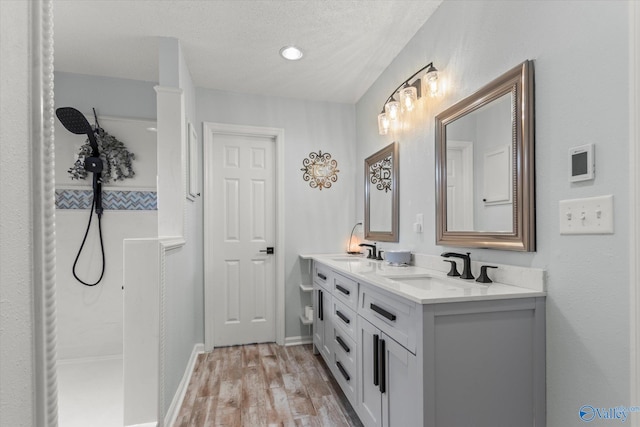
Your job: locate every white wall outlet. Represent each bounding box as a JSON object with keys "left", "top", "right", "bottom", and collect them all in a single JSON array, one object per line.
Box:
[{"left": 559, "top": 195, "right": 613, "bottom": 235}]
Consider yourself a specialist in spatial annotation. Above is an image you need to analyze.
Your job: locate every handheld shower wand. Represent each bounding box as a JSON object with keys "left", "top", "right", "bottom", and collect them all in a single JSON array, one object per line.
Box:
[
  {"left": 56, "top": 107, "right": 103, "bottom": 216},
  {"left": 56, "top": 107, "right": 106, "bottom": 286}
]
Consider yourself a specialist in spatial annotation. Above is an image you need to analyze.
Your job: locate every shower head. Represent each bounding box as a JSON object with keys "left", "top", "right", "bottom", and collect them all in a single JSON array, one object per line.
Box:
[
  {"left": 56, "top": 107, "right": 99, "bottom": 156},
  {"left": 56, "top": 106, "right": 104, "bottom": 216}
]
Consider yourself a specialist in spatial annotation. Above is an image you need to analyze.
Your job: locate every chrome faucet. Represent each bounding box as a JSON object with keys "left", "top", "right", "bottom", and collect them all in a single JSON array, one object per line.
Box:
[
  {"left": 359, "top": 243, "right": 377, "bottom": 259},
  {"left": 441, "top": 252, "right": 474, "bottom": 279}
]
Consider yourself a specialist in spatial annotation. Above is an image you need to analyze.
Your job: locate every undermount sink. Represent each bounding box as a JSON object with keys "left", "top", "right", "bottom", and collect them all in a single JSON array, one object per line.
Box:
[
  {"left": 329, "top": 256, "right": 367, "bottom": 262},
  {"left": 390, "top": 276, "right": 488, "bottom": 291}
]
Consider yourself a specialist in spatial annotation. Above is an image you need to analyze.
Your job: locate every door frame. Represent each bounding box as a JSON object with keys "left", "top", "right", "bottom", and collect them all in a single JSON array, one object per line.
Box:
[
  {"left": 631, "top": 0, "right": 640, "bottom": 421},
  {"left": 202, "top": 122, "right": 285, "bottom": 351}
]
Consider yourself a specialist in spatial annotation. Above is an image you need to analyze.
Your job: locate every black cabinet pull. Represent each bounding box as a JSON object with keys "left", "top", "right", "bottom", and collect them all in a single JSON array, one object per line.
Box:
[
  {"left": 336, "top": 335, "right": 350, "bottom": 353},
  {"left": 318, "top": 289, "right": 323, "bottom": 321},
  {"left": 336, "top": 361, "right": 350, "bottom": 382},
  {"left": 336, "top": 284, "right": 350, "bottom": 295},
  {"left": 336, "top": 310, "right": 350, "bottom": 324},
  {"left": 379, "top": 338, "right": 386, "bottom": 394},
  {"left": 317, "top": 272, "right": 327, "bottom": 281},
  {"left": 370, "top": 303, "right": 397, "bottom": 321},
  {"left": 373, "top": 334, "right": 379, "bottom": 386}
]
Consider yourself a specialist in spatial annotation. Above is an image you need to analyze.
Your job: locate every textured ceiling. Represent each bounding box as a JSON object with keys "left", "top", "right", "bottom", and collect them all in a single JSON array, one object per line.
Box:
[{"left": 53, "top": 0, "right": 442, "bottom": 104}]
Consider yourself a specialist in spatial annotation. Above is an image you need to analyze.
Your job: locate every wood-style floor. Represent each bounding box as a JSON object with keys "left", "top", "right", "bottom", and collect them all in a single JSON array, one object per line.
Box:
[{"left": 174, "top": 343, "right": 363, "bottom": 427}]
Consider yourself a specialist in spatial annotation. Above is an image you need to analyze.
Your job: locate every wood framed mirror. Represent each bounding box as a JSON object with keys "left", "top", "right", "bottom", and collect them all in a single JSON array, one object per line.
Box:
[
  {"left": 435, "top": 60, "right": 535, "bottom": 251},
  {"left": 365, "top": 142, "right": 399, "bottom": 242}
]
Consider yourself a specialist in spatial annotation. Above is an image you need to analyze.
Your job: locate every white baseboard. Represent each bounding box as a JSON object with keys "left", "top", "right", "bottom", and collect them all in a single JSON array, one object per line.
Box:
[
  {"left": 125, "top": 423, "right": 157, "bottom": 427},
  {"left": 285, "top": 335, "right": 312, "bottom": 346},
  {"left": 164, "top": 343, "right": 205, "bottom": 427}
]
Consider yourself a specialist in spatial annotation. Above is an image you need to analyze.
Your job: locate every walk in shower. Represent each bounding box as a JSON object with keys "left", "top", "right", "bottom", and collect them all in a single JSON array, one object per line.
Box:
[{"left": 54, "top": 110, "right": 158, "bottom": 427}]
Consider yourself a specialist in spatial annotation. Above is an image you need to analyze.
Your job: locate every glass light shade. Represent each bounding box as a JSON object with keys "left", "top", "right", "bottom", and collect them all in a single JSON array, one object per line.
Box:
[
  {"left": 425, "top": 67, "right": 439, "bottom": 97},
  {"left": 399, "top": 86, "right": 418, "bottom": 113},
  {"left": 385, "top": 100, "right": 400, "bottom": 121},
  {"left": 378, "top": 113, "right": 390, "bottom": 135}
]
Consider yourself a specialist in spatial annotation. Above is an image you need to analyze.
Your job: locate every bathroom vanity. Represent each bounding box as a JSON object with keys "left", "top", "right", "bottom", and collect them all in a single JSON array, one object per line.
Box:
[{"left": 307, "top": 254, "right": 546, "bottom": 427}]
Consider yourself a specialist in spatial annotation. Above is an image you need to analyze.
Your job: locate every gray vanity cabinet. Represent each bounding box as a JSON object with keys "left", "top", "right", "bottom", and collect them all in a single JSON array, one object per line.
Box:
[
  {"left": 311, "top": 260, "right": 546, "bottom": 427},
  {"left": 357, "top": 316, "right": 420, "bottom": 427}
]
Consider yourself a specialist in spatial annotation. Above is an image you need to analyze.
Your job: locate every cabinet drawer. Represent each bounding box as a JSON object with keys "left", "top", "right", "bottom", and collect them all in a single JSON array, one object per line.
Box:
[
  {"left": 332, "top": 272, "right": 358, "bottom": 311},
  {"left": 332, "top": 326, "right": 356, "bottom": 374},
  {"left": 313, "top": 262, "right": 331, "bottom": 290},
  {"left": 332, "top": 339, "right": 356, "bottom": 405},
  {"left": 332, "top": 298, "right": 357, "bottom": 341},
  {"left": 359, "top": 283, "right": 418, "bottom": 354}
]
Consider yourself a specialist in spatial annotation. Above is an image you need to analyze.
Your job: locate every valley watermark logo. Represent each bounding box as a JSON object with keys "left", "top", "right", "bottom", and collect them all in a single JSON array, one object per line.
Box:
[{"left": 579, "top": 405, "right": 640, "bottom": 423}]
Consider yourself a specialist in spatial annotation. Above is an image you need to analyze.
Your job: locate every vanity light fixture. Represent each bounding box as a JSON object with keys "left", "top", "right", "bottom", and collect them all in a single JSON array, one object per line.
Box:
[
  {"left": 279, "top": 45, "right": 304, "bottom": 61},
  {"left": 377, "top": 62, "right": 439, "bottom": 135},
  {"left": 425, "top": 63, "right": 439, "bottom": 97}
]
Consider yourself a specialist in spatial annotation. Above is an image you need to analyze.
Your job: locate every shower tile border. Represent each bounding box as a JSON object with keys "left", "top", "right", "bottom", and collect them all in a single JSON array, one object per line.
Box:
[{"left": 55, "top": 189, "right": 157, "bottom": 211}]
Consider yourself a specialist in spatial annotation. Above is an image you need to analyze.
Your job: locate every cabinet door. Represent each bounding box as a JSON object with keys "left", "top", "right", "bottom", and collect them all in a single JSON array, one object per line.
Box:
[
  {"left": 381, "top": 333, "right": 419, "bottom": 427},
  {"left": 357, "top": 316, "right": 382, "bottom": 427},
  {"left": 320, "top": 288, "right": 332, "bottom": 361},
  {"left": 312, "top": 284, "right": 324, "bottom": 355},
  {"left": 313, "top": 283, "right": 333, "bottom": 362}
]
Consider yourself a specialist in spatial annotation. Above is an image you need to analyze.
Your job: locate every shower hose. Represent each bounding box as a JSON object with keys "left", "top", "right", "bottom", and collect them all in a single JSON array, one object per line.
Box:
[{"left": 72, "top": 196, "right": 105, "bottom": 286}]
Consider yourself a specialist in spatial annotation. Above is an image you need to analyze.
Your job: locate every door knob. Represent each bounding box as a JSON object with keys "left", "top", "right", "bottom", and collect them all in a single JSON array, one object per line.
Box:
[{"left": 259, "top": 247, "right": 274, "bottom": 254}]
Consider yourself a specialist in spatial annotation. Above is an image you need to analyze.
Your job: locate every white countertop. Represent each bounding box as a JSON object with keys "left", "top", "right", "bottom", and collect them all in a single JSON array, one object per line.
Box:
[{"left": 302, "top": 253, "right": 546, "bottom": 305}]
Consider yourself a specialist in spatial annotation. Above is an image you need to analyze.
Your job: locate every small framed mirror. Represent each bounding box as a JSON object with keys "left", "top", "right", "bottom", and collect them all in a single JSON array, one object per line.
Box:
[
  {"left": 435, "top": 60, "right": 535, "bottom": 251},
  {"left": 365, "top": 142, "right": 399, "bottom": 242}
]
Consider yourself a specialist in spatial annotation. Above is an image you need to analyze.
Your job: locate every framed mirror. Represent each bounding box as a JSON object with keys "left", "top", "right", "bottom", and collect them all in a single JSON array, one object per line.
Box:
[
  {"left": 435, "top": 60, "right": 535, "bottom": 251},
  {"left": 365, "top": 142, "right": 399, "bottom": 242}
]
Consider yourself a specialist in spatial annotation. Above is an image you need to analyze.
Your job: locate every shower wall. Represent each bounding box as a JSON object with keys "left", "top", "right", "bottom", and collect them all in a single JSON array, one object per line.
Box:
[{"left": 55, "top": 72, "right": 159, "bottom": 359}]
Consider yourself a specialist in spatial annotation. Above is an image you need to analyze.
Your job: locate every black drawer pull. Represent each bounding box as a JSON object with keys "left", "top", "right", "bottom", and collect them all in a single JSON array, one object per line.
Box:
[
  {"left": 336, "top": 361, "right": 350, "bottom": 382},
  {"left": 379, "top": 339, "right": 386, "bottom": 394},
  {"left": 336, "top": 335, "right": 350, "bottom": 353},
  {"left": 318, "top": 289, "right": 323, "bottom": 321},
  {"left": 336, "top": 284, "right": 350, "bottom": 295},
  {"left": 336, "top": 310, "right": 350, "bottom": 324},
  {"left": 373, "top": 334, "right": 379, "bottom": 386},
  {"left": 317, "top": 272, "right": 327, "bottom": 281},
  {"left": 370, "top": 303, "right": 397, "bottom": 321}
]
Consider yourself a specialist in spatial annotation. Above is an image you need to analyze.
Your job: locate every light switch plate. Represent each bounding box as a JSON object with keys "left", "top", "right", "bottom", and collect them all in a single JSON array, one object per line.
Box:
[
  {"left": 414, "top": 213, "right": 424, "bottom": 233},
  {"left": 559, "top": 195, "right": 613, "bottom": 235}
]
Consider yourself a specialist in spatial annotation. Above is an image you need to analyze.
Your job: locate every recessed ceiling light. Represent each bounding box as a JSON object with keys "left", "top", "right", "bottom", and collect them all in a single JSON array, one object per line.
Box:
[{"left": 279, "top": 46, "right": 303, "bottom": 61}]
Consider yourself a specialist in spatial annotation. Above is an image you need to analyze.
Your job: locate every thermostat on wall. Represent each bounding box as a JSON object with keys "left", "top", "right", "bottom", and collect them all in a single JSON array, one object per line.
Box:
[{"left": 569, "top": 143, "right": 594, "bottom": 182}]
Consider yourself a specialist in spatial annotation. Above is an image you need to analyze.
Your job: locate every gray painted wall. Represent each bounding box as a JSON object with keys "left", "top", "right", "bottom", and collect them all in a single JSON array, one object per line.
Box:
[
  {"left": 355, "top": 1, "right": 630, "bottom": 425},
  {"left": 54, "top": 72, "right": 157, "bottom": 120},
  {"left": 197, "top": 89, "right": 357, "bottom": 339},
  {"left": 158, "top": 38, "right": 205, "bottom": 415}
]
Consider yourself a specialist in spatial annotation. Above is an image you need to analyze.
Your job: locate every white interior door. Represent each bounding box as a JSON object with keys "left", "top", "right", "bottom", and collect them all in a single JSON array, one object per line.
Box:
[
  {"left": 208, "top": 131, "right": 276, "bottom": 347},
  {"left": 446, "top": 140, "right": 474, "bottom": 231}
]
